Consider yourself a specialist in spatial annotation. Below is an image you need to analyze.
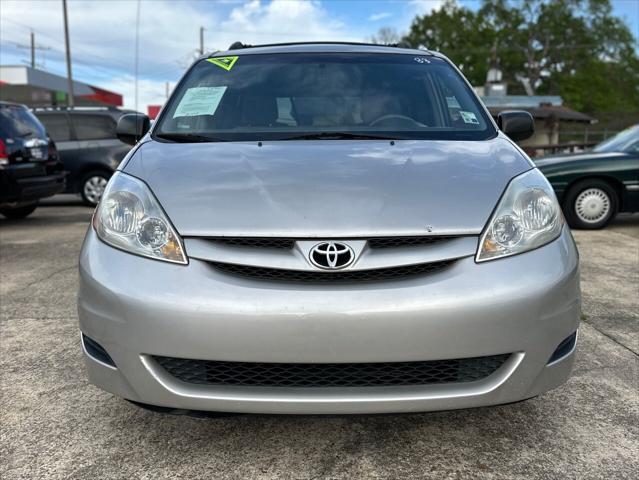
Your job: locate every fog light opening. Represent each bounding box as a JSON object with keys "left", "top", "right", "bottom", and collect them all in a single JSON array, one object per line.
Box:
[
  {"left": 81, "top": 333, "right": 117, "bottom": 369},
  {"left": 547, "top": 331, "right": 578, "bottom": 365}
]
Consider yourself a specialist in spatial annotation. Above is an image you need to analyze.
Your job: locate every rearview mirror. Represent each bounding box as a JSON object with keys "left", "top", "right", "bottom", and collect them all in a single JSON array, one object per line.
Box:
[
  {"left": 497, "top": 110, "right": 534, "bottom": 142},
  {"left": 116, "top": 113, "right": 151, "bottom": 146}
]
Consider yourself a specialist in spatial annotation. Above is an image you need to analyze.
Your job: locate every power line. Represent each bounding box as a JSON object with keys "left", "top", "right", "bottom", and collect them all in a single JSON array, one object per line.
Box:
[
  {"left": 1, "top": 17, "right": 134, "bottom": 71},
  {"left": 14, "top": 31, "right": 51, "bottom": 68},
  {"left": 2, "top": 38, "right": 183, "bottom": 83}
]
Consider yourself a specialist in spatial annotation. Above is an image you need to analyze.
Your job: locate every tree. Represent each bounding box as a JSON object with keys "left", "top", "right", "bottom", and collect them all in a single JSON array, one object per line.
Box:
[
  {"left": 370, "top": 27, "right": 401, "bottom": 45},
  {"left": 403, "top": 0, "right": 639, "bottom": 114},
  {"left": 404, "top": 0, "right": 492, "bottom": 86}
]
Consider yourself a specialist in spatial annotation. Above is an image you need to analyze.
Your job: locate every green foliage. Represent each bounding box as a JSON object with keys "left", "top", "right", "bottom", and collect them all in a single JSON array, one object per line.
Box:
[
  {"left": 404, "top": 0, "right": 492, "bottom": 86},
  {"left": 403, "top": 0, "right": 639, "bottom": 114}
]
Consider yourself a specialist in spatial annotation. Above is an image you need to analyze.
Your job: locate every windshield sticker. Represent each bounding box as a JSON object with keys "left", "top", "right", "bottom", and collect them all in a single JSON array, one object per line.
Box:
[
  {"left": 446, "top": 96, "right": 461, "bottom": 109},
  {"left": 459, "top": 110, "right": 479, "bottom": 125},
  {"left": 207, "top": 56, "right": 238, "bottom": 71},
  {"left": 173, "top": 86, "right": 227, "bottom": 118}
]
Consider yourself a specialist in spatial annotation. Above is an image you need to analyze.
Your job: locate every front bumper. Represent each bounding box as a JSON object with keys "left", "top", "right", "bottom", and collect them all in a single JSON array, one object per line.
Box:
[
  {"left": 78, "top": 228, "right": 580, "bottom": 414},
  {"left": 0, "top": 170, "right": 66, "bottom": 204}
]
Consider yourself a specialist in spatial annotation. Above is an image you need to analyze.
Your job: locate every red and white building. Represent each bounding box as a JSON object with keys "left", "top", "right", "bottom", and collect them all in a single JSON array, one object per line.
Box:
[{"left": 0, "top": 65, "right": 123, "bottom": 107}]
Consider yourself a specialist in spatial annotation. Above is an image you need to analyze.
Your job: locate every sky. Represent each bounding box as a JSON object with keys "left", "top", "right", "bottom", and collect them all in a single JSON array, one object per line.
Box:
[{"left": 1, "top": 0, "right": 637, "bottom": 110}]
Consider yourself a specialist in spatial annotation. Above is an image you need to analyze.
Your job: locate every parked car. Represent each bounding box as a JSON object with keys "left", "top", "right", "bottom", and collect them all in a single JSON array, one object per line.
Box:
[
  {"left": 33, "top": 106, "right": 132, "bottom": 206},
  {"left": 0, "top": 101, "right": 65, "bottom": 219},
  {"left": 536, "top": 125, "right": 639, "bottom": 229},
  {"left": 78, "top": 42, "right": 580, "bottom": 415}
]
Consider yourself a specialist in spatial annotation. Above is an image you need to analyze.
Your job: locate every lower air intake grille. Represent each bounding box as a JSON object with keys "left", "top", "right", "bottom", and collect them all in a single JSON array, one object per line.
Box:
[
  {"left": 153, "top": 354, "right": 510, "bottom": 388},
  {"left": 210, "top": 260, "right": 455, "bottom": 283}
]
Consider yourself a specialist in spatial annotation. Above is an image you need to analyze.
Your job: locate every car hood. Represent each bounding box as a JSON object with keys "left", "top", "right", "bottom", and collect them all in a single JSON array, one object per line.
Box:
[
  {"left": 535, "top": 151, "right": 624, "bottom": 168},
  {"left": 124, "top": 137, "right": 531, "bottom": 237}
]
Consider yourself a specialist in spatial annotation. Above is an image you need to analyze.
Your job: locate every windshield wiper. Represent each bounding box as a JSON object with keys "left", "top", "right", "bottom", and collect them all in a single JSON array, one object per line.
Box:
[
  {"left": 279, "top": 132, "right": 400, "bottom": 141},
  {"left": 155, "top": 131, "right": 401, "bottom": 143},
  {"left": 154, "top": 132, "right": 226, "bottom": 143}
]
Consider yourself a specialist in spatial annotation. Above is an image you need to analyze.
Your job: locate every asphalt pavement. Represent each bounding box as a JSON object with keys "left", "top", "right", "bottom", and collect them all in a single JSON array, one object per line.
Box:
[{"left": 1, "top": 199, "right": 637, "bottom": 479}]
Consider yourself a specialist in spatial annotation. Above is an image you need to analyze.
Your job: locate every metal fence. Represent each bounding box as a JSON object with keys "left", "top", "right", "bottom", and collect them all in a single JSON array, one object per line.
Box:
[
  {"left": 560, "top": 129, "right": 619, "bottom": 144},
  {"left": 524, "top": 129, "right": 620, "bottom": 157}
]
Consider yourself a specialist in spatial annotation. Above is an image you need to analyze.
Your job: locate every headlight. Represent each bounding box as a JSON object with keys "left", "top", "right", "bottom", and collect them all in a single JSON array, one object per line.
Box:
[
  {"left": 477, "top": 169, "right": 563, "bottom": 262},
  {"left": 93, "top": 172, "right": 187, "bottom": 264}
]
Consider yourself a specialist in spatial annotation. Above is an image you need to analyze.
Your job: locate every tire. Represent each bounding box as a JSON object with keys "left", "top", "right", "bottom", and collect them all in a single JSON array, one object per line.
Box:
[
  {"left": 0, "top": 202, "right": 38, "bottom": 219},
  {"left": 563, "top": 179, "right": 618, "bottom": 229},
  {"left": 80, "top": 171, "right": 110, "bottom": 207}
]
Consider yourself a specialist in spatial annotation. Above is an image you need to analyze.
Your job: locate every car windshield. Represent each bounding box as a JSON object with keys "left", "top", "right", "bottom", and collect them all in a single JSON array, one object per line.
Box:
[
  {"left": 593, "top": 125, "right": 639, "bottom": 153},
  {"left": 154, "top": 53, "right": 496, "bottom": 142},
  {"left": 0, "top": 104, "right": 47, "bottom": 140}
]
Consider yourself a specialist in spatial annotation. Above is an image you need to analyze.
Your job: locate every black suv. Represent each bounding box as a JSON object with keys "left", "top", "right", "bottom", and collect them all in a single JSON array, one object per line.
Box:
[
  {"left": 34, "top": 107, "right": 133, "bottom": 206},
  {"left": 0, "top": 101, "right": 65, "bottom": 219}
]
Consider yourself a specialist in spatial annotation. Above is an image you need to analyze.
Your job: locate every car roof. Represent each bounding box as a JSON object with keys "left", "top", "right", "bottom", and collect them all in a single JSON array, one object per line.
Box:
[
  {"left": 32, "top": 106, "right": 135, "bottom": 119},
  {"left": 209, "top": 41, "right": 441, "bottom": 58},
  {"left": 0, "top": 101, "right": 28, "bottom": 108}
]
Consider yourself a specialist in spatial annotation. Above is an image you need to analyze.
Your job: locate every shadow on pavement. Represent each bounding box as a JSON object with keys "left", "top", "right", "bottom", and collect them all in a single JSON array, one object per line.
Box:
[
  {"left": 39, "top": 194, "right": 87, "bottom": 207},
  {"left": 0, "top": 196, "right": 93, "bottom": 227}
]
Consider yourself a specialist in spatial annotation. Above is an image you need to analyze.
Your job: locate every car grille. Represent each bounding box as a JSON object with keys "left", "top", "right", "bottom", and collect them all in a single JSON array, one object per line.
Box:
[
  {"left": 208, "top": 236, "right": 455, "bottom": 250},
  {"left": 210, "top": 237, "right": 295, "bottom": 249},
  {"left": 367, "top": 236, "right": 456, "bottom": 248},
  {"left": 210, "top": 260, "right": 455, "bottom": 283},
  {"left": 153, "top": 354, "right": 510, "bottom": 388}
]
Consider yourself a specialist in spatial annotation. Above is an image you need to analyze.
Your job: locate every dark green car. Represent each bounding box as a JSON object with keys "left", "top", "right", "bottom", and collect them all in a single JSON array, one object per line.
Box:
[{"left": 535, "top": 125, "right": 639, "bottom": 229}]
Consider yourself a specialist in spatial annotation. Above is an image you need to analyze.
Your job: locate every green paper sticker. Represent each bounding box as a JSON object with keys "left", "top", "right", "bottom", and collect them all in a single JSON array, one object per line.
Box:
[
  {"left": 207, "top": 56, "right": 239, "bottom": 71},
  {"left": 459, "top": 110, "right": 479, "bottom": 125}
]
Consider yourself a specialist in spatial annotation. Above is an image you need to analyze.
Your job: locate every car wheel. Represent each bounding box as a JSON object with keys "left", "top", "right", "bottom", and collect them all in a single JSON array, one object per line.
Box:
[
  {"left": 80, "top": 172, "right": 110, "bottom": 207},
  {"left": 0, "top": 202, "right": 38, "bottom": 219},
  {"left": 564, "top": 179, "right": 618, "bottom": 229}
]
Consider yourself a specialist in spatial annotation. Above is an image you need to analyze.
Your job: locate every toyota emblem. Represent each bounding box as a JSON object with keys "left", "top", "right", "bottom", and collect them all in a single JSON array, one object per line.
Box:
[{"left": 309, "top": 242, "right": 355, "bottom": 270}]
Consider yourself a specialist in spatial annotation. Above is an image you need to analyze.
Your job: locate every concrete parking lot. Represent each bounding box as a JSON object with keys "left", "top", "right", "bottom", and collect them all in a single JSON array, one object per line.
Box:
[{"left": 1, "top": 199, "right": 637, "bottom": 479}]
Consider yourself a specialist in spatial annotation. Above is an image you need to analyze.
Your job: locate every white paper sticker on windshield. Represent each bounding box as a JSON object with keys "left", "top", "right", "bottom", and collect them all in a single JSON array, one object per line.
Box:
[
  {"left": 173, "top": 86, "right": 227, "bottom": 118},
  {"left": 459, "top": 110, "right": 479, "bottom": 125},
  {"left": 446, "top": 96, "right": 461, "bottom": 109}
]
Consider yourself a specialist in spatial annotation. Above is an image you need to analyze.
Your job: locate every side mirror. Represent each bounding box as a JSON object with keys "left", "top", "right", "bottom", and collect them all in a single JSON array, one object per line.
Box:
[
  {"left": 116, "top": 113, "right": 150, "bottom": 146},
  {"left": 497, "top": 110, "right": 534, "bottom": 142}
]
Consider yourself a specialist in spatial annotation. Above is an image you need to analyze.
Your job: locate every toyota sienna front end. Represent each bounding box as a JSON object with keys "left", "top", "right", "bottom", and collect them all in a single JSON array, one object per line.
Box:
[{"left": 78, "top": 43, "right": 580, "bottom": 414}]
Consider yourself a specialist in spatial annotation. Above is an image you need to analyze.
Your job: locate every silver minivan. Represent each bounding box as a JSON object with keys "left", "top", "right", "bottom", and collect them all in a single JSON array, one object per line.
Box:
[{"left": 78, "top": 43, "right": 580, "bottom": 414}]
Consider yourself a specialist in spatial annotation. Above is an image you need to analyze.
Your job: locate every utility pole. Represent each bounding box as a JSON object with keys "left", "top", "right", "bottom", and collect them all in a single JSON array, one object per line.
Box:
[
  {"left": 30, "top": 32, "right": 35, "bottom": 68},
  {"left": 62, "top": 0, "right": 74, "bottom": 107},
  {"left": 165, "top": 82, "right": 170, "bottom": 99},
  {"left": 15, "top": 31, "right": 50, "bottom": 69},
  {"left": 135, "top": 0, "right": 141, "bottom": 112},
  {"left": 199, "top": 26, "right": 205, "bottom": 55}
]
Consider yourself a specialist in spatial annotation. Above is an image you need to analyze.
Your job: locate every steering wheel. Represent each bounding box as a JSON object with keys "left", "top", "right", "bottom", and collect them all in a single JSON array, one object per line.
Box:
[{"left": 369, "top": 114, "right": 421, "bottom": 128}]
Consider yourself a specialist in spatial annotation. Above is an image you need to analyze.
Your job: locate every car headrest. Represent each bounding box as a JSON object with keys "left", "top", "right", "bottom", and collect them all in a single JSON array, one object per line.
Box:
[
  {"left": 360, "top": 92, "right": 404, "bottom": 125},
  {"left": 241, "top": 96, "right": 278, "bottom": 127}
]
